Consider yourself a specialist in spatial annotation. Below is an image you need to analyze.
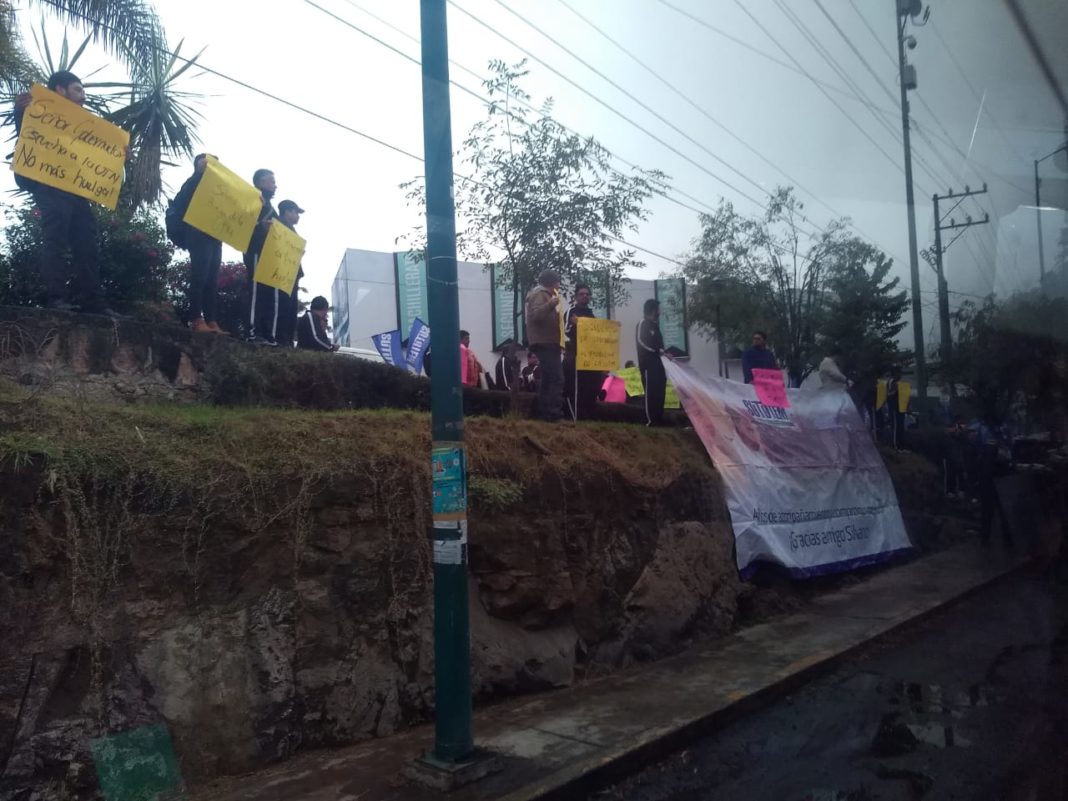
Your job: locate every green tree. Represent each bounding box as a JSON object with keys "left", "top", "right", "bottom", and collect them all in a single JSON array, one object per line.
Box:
[
  {"left": 680, "top": 188, "right": 862, "bottom": 385},
  {"left": 947, "top": 293, "right": 1068, "bottom": 430},
  {"left": 819, "top": 239, "right": 909, "bottom": 392},
  {"left": 401, "top": 60, "right": 667, "bottom": 326}
]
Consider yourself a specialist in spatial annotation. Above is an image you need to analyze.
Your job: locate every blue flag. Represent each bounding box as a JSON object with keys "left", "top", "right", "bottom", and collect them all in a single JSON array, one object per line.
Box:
[
  {"left": 372, "top": 329, "right": 405, "bottom": 367},
  {"left": 406, "top": 317, "right": 431, "bottom": 375}
]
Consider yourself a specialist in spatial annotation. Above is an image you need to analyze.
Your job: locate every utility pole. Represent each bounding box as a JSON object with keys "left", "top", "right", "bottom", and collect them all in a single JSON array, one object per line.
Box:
[
  {"left": 896, "top": 0, "right": 928, "bottom": 419},
  {"left": 406, "top": 0, "right": 499, "bottom": 790},
  {"left": 929, "top": 184, "right": 989, "bottom": 368},
  {"left": 1035, "top": 143, "right": 1068, "bottom": 284}
]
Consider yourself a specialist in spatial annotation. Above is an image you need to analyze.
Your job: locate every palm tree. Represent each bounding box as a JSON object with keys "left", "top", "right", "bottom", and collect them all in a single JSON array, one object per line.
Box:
[
  {"left": 32, "top": 0, "right": 163, "bottom": 68},
  {"left": 107, "top": 39, "right": 204, "bottom": 209},
  {"left": 1, "top": 0, "right": 203, "bottom": 210}
]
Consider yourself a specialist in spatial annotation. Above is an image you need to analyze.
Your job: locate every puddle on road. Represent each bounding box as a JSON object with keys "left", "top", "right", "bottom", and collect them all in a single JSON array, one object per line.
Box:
[
  {"left": 871, "top": 680, "right": 996, "bottom": 756},
  {"left": 888, "top": 681, "right": 1001, "bottom": 718},
  {"left": 905, "top": 722, "right": 972, "bottom": 749}
]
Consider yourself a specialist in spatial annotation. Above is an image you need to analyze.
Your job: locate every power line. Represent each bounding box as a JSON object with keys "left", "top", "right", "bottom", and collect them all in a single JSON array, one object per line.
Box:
[
  {"left": 799, "top": 0, "right": 1003, "bottom": 288},
  {"left": 444, "top": 0, "right": 780, "bottom": 221},
  {"left": 552, "top": 0, "right": 861, "bottom": 235},
  {"left": 52, "top": 4, "right": 688, "bottom": 273},
  {"left": 731, "top": 0, "right": 905, "bottom": 179},
  {"left": 780, "top": 0, "right": 949, "bottom": 197},
  {"left": 333, "top": 0, "right": 721, "bottom": 220},
  {"left": 846, "top": 0, "right": 1029, "bottom": 195},
  {"left": 654, "top": 0, "right": 903, "bottom": 122},
  {"left": 491, "top": 0, "right": 802, "bottom": 221}
]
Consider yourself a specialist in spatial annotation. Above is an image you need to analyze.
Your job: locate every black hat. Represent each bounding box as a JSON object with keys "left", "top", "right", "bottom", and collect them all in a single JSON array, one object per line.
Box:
[
  {"left": 278, "top": 199, "right": 305, "bottom": 214},
  {"left": 310, "top": 296, "right": 330, "bottom": 311}
]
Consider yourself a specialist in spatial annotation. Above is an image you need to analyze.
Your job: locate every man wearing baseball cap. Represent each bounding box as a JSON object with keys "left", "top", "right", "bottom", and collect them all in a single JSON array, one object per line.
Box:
[
  {"left": 276, "top": 199, "right": 305, "bottom": 347},
  {"left": 297, "top": 295, "right": 338, "bottom": 352}
]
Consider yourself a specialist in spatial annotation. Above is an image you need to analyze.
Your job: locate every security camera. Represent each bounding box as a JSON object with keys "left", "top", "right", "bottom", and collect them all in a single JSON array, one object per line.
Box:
[{"left": 905, "top": 35, "right": 917, "bottom": 50}]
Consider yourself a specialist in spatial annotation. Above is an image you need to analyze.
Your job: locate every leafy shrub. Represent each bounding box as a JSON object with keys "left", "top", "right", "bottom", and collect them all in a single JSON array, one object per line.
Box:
[{"left": 0, "top": 204, "right": 176, "bottom": 315}]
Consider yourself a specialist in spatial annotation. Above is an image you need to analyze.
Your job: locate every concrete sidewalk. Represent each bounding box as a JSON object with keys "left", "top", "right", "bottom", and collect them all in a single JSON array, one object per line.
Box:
[{"left": 189, "top": 543, "right": 1025, "bottom": 801}]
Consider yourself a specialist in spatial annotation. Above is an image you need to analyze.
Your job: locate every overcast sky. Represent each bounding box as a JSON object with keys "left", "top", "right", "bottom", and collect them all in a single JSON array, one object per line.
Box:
[{"left": 13, "top": 0, "right": 1067, "bottom": 351}]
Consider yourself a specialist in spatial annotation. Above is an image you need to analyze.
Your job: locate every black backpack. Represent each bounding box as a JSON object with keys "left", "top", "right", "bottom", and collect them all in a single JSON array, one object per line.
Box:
[{"left": 165, "top": 196, "right": 188, "bottom": 250}]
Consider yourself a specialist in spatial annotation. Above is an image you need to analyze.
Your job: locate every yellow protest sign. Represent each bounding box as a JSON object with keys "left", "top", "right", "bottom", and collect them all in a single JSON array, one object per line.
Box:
[
  {"left": 618, "top": 365, "right": 680, "bottom": 407},
  {"left": 183, "top": 156, "right": 263, "bottom": 251},
  {"left": 254, "top": 221, "right": 305, "bottom": 293},
  {"left": 665, "top": 381, "right": 681, "bottom": 409},
  {"left": 897, "top": 381, "right": 911, "bottom": 414},
  {"left": 13, "top": 84, "right": 129, "bottom": 209},
  {"left": 576, "top": 317, "right": 621, "bottom": 371},
  {"left": 875, "top": 379, "right": 887, "bottom": 410},
  {"left": 619, "top": 366, "right": 644, "bottom": 397}
]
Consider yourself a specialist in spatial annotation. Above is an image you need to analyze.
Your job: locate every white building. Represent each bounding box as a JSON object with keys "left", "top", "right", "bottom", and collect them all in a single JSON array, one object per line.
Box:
[{"left": 331, "top": 249, "right": 721, "bottom": 376}]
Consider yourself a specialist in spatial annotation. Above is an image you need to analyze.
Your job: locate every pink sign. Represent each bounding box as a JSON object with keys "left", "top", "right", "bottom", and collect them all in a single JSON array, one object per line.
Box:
[
  {"left": 601, "top": 375, "right": 627, "bottom": 404},
  {"left": 751, "top": 368, "right": 790, "bottom": 408}
]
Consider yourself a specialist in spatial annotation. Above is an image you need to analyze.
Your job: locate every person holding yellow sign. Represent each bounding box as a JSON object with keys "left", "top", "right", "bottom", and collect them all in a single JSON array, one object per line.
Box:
[
  {"left": 12, "top": 72, "right": 127, "bottom": 315},
  {"left": 563, "top": 284, "right": 604, "bottom": 420},
  {"left": 169, "top": 154, "right": 226, "bottom": 335}
]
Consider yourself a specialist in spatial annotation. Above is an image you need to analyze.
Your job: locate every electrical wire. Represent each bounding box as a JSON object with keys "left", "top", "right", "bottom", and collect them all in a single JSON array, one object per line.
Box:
[
  {"left": 731, "top": 0, "right": 904, "bottom": 178},
  {"left": 444, "top": 0, "right": 783, "bottom": 219},
  {"left": 778, "top": 0, "right": 947, "bottom": 197},
  {"left": 333, "top": 0, "right": 722, "bottom": 220},
  {"left": 846, "top": 0, "right": 1030, "bottom": 194},
  {"left": 654, "top": 0, "right": 902, "bottom": 122},
  {"left": 490, "top": 0, "right": 793, "bottom": 218},
  {"left": 552, "top": 0, "right": 864, "bottom": 237}
]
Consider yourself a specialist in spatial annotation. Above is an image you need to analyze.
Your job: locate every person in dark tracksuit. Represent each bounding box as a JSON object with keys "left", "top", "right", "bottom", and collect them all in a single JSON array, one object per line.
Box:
[
  {"left": 243, "top": 169, "right": 280, "bottom": 345},
  {"left": 297, "top": 296, "right": 337, "bottom": 352},
  {"left": 563, "top": 284, "right": 602, "bottom": 420},
  {"left": 12, "top": 71, "right": 119, "bottom": 315},
  {"left": 171, "top": 154, "right": 226, "bottom": 335},
  {"left": 495, "top": 342, "right": 520, "bottom": 391},
  {"left": 276, "top": 199, "right": 305, "bottom": 347},
  {"left": 636, "top": 298, "right": 668, "bottom": 426}
]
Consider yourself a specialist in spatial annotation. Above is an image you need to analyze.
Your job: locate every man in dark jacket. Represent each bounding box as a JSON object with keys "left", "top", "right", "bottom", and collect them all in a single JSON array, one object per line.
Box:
[
  {"left": 12, "top": 72, "right": 115, "bottom": 315},
  {"left": 171, "top": 154, "right": 226, "bottom": 334},
  {"left": 636, "top": 298, "right": 669, "bottom": 426},
  {"left": 494, "top": 341, "right": 520, "bottom": 391},
  {"left": 521, "top": 350, "right": 540, "bottom": 392},
  {"left": 524, "top": 269, "right": 563, "bottom": 422},
  {"left": 297, "top": 296, "right": 337, "bottom": 352},
  {"left": 243, "top": 169, "right": 280, "bottom": 345},
  {"left": 741, "top": 330, "right": 777, "bottom": 384},
  {"left": 275, "top": 199, "right": 305, "bottom": 347},
  {"left": 563, "top": 284, "right": 601, "bottom": 420}
]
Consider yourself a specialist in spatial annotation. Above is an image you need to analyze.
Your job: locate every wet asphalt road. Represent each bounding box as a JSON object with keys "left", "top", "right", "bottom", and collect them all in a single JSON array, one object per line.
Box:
[{"left": 594, "top": 569, "right": 1068, "bottom": 801}]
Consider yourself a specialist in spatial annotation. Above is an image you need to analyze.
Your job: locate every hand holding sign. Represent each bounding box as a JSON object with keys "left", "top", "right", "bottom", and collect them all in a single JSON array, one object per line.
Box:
[
  {"left": 751, "top": 368, "right": 790, "bottom": 408},
  {"left": 254, "top": 221, "right": 306, "bottom": 293},
  {"left": 183, "top": 156, "right": 264, "bottom": 251},
  {"left": 13, "top": 84, "right": 130, "bottom": 209}
]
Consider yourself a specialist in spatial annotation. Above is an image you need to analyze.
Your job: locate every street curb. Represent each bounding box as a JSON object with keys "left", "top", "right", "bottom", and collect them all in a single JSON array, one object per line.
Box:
[{"left": 499, "top": 551, "right": 1030, "bottom": 801}]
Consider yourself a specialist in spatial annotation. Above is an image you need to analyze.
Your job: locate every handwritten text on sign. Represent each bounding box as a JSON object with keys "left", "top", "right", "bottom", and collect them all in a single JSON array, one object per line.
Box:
[
  {"left": 183, "top": 156, "right": 263, "bottom": 251},
  {"left": 575, "top": 316, "right": 621, "bottom": 371},
  {"left": 13, "top": 84, "right": 129, "bottom": 210},
  {"left": 254, "top": 222, "right": 305, "bottom": 293},
  {"left": 751, "top": 367, "right": 790, "bottom": 409}
]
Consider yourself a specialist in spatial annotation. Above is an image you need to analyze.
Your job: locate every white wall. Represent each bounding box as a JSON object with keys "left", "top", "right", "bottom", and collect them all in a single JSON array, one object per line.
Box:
[{"left": 332, "top": 251, "right": 721, "bottom": 377}]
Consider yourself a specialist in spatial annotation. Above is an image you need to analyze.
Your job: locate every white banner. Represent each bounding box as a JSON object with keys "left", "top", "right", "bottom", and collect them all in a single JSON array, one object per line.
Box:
[{"left": 664, "top": 359, "right": 912, "bottom": 578}]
